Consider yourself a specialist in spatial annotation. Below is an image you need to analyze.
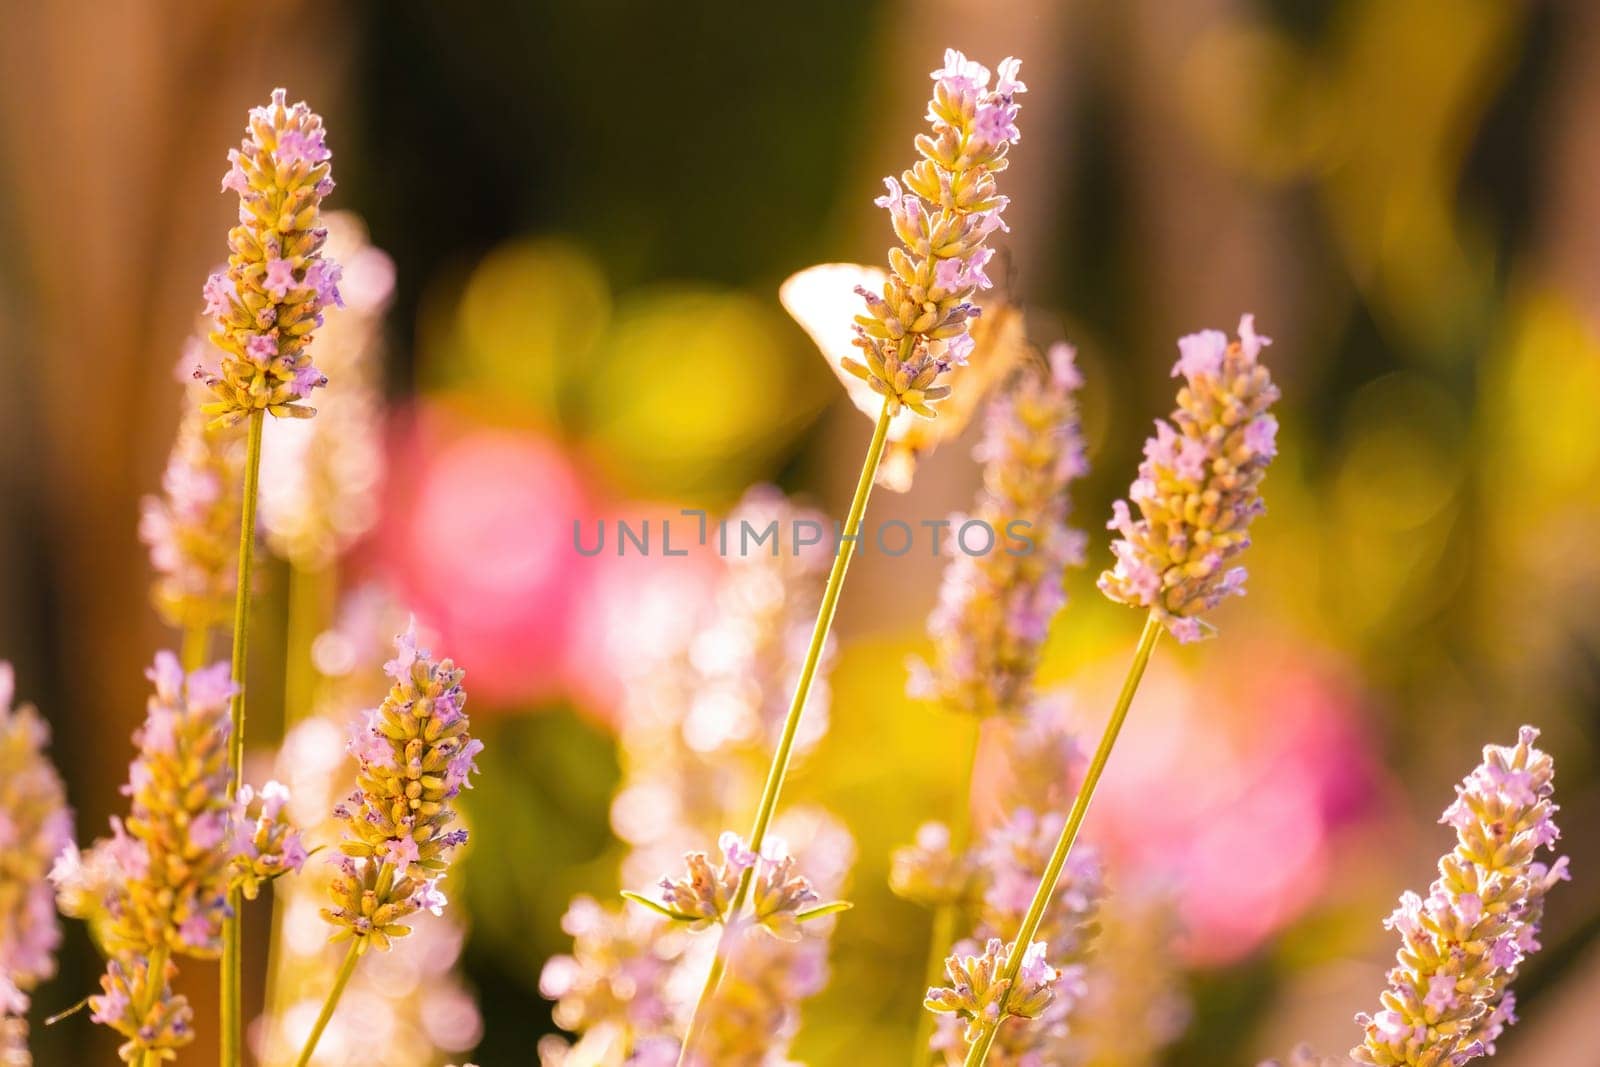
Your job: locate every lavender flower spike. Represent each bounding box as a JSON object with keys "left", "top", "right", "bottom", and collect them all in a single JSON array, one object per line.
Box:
[
  {"left": 1098, "top": 315, "right": 1280, "bottom": 642},
  {"left": 55, "top": 653, "right": 259, "bottom": 1062},
  {"left": 139, "top": 399, "right": 246, "bottom": 633},
  {"left": 100, "top": 653, "right": 239, "bottom": 961},
  {"left": 846, "top": 50, "right": 1025, "bottom": 418},
  {"left": 1352, "top": 726, "right": 1569, "bottom": 1066},
  {"left": 323, "top": 621, "right": 479, "bottom": 952},
  {"left": 0, "top": 664, "right": 72, "bottom": 1063},
  {"left": 910, "top": 343, "right": 1089, "bottom": 717},
  {"left": 201, "top": 89, "right": 340, "bottom": 426}
]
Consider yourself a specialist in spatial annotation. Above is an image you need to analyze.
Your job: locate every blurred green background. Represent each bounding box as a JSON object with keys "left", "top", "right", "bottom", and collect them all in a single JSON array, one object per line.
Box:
[{"left": 1, "top": 0, "right": 1597, "bottom": 1063}]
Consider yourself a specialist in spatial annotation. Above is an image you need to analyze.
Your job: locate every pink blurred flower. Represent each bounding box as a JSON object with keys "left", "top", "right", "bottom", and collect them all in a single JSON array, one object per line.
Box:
[
  {"left": 1071, "top": 640, "right": 1382, "bottom": 965},
  {"left": 375, "top": 403, "right": 594, "bottom": 707}
]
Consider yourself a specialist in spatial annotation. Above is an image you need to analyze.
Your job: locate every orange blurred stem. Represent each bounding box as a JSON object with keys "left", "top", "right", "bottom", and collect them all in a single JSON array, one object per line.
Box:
[
  {"left": 221, "top": 407, "right": 264, "bottom": 1067},
  {"left": 911, "top": 715, "right": 982, "bottom": 1065},
  {"left": 676, "top": 397, "right": 894, "bottom": 1067},
  {"left": 962, "top": 611, "right": 1163, "bottom": 1067},
  {"left": 292, "top": 941, "right": 360, "bottom": 1067},
  {"left": 180, "top": 624, "right": 210, "bottom": 671}
]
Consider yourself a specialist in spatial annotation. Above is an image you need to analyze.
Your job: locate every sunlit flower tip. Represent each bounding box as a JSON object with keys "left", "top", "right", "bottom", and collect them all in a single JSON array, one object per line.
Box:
[
  {"left": 926, "top": 938, "right": 1057, "bottom": 1043},
  {"left": 848, "top": 51, "right": 1024, "bottom": 417},
  {"left": 1098, "top": 314, "right": 1280, "bottom": 642},
  {"left": 139, "top": 400, "right": 247, "bottom": 631},
  {"left": 324, "top": 627, "right": 474, "bottom": 949},
  {"left": 0, "top": 663, "right": 72, "bottom": 1031},
  {"left": 890, "top": 821, "right": 973, "bottom": 908},
  {"left": 89, "top": 956, "right": 194, "bottom": 1064},
  {"left": 201, "top": 89, "right": 338, "bottom": 426},
  {"left": 911, "top": 341, "right": 1088, "bottom": 718},
  {"left": 1352, "top": 726, "right": 1567, "bottom": 1067}
]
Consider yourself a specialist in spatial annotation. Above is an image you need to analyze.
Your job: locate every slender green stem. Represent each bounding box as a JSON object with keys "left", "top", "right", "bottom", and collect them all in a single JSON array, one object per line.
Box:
[
  {"left": 911, "top": 716, "right": 982, "bottom": 1065},
  {"left": 221, "top": 408, "right": 265, "bottom": 1067},
  {"left": 292, "top": 941, "right": 361, "bottom": 1067},
  {"left": 180, "top": 624, "right": 210, "bottom": 672},
  {"left": 675, "top": 398, "right": 894, "bottom": 1067},
  {"left": 962, "top": 612, "right": 1163, "bottom": 1067}
]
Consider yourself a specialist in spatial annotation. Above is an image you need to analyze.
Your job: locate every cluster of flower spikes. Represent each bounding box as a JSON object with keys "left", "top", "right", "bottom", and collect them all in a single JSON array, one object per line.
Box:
[
  {"left": 543, "top": 492, "right": 853, "bottom": 1067},
  {"left": 910, "top": 696, "right": 1105, "bottom": 1064},
  {"left": 139, "top": 376, "right": 246, "bottom": 632},
  {"left": 910, "top": 342, "right": 1089, "bottom": 718},
  {"left": 258, "top": 212, "right": 394, "bottom": 569},
  {"left": 324, "top": 623, "right": 480, "bottom": 953},
  {"left": 198, "top": 88, "right": 340, "bottom": 426},
  {"left": 1099, "top": 314, "right": 1280, "bottom": 643},
  {"left": 846, "top": 50, "right": 1024, "bottom": 418},
  {"left": 0, "top": 664, "right": 72, "bottom": 1064},
  {"left": 1353, "top": 725, "right": 1568, "bottom": 1067}
]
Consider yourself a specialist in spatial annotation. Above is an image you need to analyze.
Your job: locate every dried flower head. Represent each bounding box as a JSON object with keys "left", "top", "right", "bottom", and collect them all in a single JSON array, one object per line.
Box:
[
  {"left": 323, "top": 623, "right": 477, "bottom": 952},
  {"left": 0, "top": 665, "right": 72, "bottom": 1062},
  {"left": 910, "top": 344, "right": 1088, "bottom": 717},
  {"left": 639, "top": 832, "right": 837, "bottom": 944},
  {"left": 88, "top": 956, "right": 193, "bottom": 1064},
  {"left": 200, "top": 89, "right": 339, "bottom": 425},
  {"left": 259, "top": 212, "right": 393, "bottom": 567},
  {"left": 1099, "top": 315, "right": 1280, "bottom": 642},
  {"left": 926, "top": 937, "right": 1057, "bottom": 1047},
  {"left": 139, "top": 401, "right": 246, "bottom": 631},
  {"left": 845, "top": 51, "right": 1024, "bottom": 418},
  {"left": 1353, "top": 726, "right": 1568, "bottom": 1067}
]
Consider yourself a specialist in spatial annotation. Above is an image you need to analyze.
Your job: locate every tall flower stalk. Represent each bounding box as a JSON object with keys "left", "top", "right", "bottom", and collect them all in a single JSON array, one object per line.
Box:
[
  {"left": 663, "top": 48, "right": 1025, "bottom": 1064},
  {"left": 258, "top": 589, "right": 480, "bottom": 1066},
  {"left": 899, "top": 341, "right": 1088, "bottom": 1063},
  {"left": 958, "top": 317, "right": 1280, "bottom": 1066},
  {"left": 198, "top": 88, "right": 341, "bottom": 1064},
  {"left": 293, "top": 623, "right": 480, "bottom": 1067}
]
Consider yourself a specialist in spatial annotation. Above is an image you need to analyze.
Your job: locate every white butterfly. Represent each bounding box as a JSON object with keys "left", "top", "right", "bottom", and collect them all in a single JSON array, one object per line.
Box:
[{"left": 780, "top": 262, "right": 1031, "bottom": 492}]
